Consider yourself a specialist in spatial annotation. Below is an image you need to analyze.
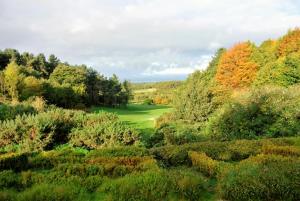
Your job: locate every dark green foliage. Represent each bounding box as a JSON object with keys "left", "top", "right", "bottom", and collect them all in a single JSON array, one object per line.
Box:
[
  {"left": 0, "top": 103, "right": 36, "bottom": 121},
  {"left": 206, "top": 86, "right": 300, "bottom": 140},
  {"left": 0, "top": 153, "right": 28, "bottom": 171},
  {"left": 0, "top": 170, "right": 21, "bottom": 189},
  {"left": 218, "top": 154, "right": 300, "bottom": 201}
]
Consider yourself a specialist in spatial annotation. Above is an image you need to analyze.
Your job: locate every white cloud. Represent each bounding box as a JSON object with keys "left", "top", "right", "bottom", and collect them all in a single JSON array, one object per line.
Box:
[{"left": 0, "top": 0, "right": 299, "bottom": 81}]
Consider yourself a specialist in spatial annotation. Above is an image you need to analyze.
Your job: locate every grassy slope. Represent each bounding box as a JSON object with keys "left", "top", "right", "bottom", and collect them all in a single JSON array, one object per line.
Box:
[{"left": 92, "top": 104, "right": 172, "bottom": 133}]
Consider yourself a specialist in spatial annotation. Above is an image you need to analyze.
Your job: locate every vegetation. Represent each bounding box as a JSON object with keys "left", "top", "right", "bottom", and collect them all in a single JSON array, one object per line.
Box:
[
  {"left": 0, "top": 49, "right": 131, "bottom": 108},
  {"left": 131, "top": 81, "right": 182, "bottom": 105},
  {"left": 0, "top": 28, "right": 300, "bottom": 200}
]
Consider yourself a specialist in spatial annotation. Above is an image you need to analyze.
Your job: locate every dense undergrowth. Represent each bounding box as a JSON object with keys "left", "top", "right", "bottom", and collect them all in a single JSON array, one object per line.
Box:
[{"left": 0, "top": 137, "right": 299, "bottom": 201}]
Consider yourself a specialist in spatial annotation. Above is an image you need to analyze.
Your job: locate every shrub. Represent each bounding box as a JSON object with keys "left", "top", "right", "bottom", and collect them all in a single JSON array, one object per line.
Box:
[
  {"left": 189, "top": 151, "right": 220, "bottom": 177},
  {"left": 262, "top": 144, "right": 300, "bottom": 157},
  {"left": 149, "top": 124, "right": 206, "bottom": 147},
  {"left": 143, "top": 98, "right": 154, "bottom": 105},
  {"left": 86, "top": 156, "right": 158, "bottom": 176},
  {"left": 218, "top": 154, "right": 300, "bottom": 201},
  {"left": 99, "top": 169, "right": 207, "bottom": 201},
  {"left": 17, "top": 184, "right": 80, "bottom": 201},
  {"left": 0, "top": 153, "right": 28, "bottom": 171},
  {"left": 206, "top": 86, "right": 300, "bottom": 140},
  {"left": 0, "top": 170, "right": 21, "bottom": 189},
  {"left": 69, "top": 121, "right": 140, "bottom": 149},
  {"left": 0, "top": 103, "right": 36, "bottom": 121},
  {"left": 150, "top": 137, "right": 298, "bottom": 166},
  {"left": 87, "top": 146, "right": 149, "bottom": 158},
  {"left": 0, "top": 108, "right": 139, "bottom": 152},
  {"left": 28, "top": 149, "right": 85, "bottom": 169},
  {"left": 0, "top": 190, "right": 17, "bottom": 201}
]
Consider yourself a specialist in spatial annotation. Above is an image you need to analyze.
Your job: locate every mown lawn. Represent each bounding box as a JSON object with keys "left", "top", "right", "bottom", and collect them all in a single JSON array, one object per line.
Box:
[{"left": 91, "top": 104, "right": 172, "bottom": 133}]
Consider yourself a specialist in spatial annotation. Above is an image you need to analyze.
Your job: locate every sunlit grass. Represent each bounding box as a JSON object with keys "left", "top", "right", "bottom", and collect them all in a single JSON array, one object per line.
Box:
[{"left": 91, "top": 104, "right": 172, "bottom": 132}]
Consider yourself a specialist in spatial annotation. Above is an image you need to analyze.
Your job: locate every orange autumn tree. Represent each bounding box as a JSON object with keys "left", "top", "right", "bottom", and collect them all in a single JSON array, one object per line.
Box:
[
  {"left": 215, "top": 42, "right": 258, "bottom": 89},
  {"left": 277, "top": 28, "right": 300, "bottom": 57}
]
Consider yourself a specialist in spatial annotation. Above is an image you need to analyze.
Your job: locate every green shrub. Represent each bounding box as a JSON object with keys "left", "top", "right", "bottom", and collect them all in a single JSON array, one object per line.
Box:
[
  {"left": 0, "top": 103, "right": 36, "bottom": 121},
  {"left": 99, "top": 169, "right": 207, "bottom": 201},
  {"left": 262, "top": 144, "right": 300, "bottom": 157},
  {"left": 0, "top": 108, "right": 139, "bottom": 152},
  {"left": 149, "top": 124, "right": 206, "bottom": 147},
  {"left": 189, "top": 151, "right": 220, "bottom": 177},
  {"left": 82, "top": 176, "right": 103, "bottom": 192},
  {"left": 218, "top": 154, "right": 300, "bottom": 201},
  {"left": 28, "top": 149, "right": 85, "bottom": 169},
  {"left": 207, "top": 86, "right": 300, "bottom": 140},
  {"left": 0, "top": 190, "right": 17, "bottom": 201},
  {"left": 0, "top": 153, "right": 28, "bottom": 171},
  {"left": 87, "top": 146, "right": 149, "bottom": 158},
  {"left": 69, "top": 121, "right": 140, "bottom": 149},
  {"left": 86, "top": 156, "right": 158, "bottom": 176},
  {"left": 17, "top": 184, "right": 80, "bottom": 201},
  {"left": 150, "top": 137, "right": 299, "bottom": 166},
  {"left": 143, "top": 98, "right": 154, "bottom": 105},
  {"left": 0, "top": 170, "right": 21, "bottom": 189}
]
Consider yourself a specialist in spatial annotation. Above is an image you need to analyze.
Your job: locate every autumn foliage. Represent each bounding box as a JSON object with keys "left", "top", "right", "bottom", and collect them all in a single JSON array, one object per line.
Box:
[
  {"left": 216, "top": 42, "right": 258, "bottom": 89},
  {"left": 277, "top": 28, "right": 300, "bottom": 57}
]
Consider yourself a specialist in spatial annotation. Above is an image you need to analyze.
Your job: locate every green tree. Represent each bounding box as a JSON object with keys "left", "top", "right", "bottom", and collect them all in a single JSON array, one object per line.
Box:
[
  {"left": 46, "top": 54, "right": 60, "bottom": 76},
  {"left": 3, "top": 61, "right": 24, "bottom": 100},
  {"left": 174, "top": 48, "right": 225, "bottom": 122},
  {"left": 20, "top": 76, "right": 44, "bottom": 100}
]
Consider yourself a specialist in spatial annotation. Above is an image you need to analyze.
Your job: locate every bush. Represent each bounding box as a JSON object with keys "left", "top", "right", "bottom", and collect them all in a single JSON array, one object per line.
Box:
[
  {"left": 149, "top": 124, "right": 206, "bottom": 147},
  {"left": 150, "top": 137, "right": 299, "bottom": 166},
  {"left": 0, "top": 103, "right": 36, "bottom": 121},
  {"left": 143, "top": 98, "right": 154, "bottom": 105},
  {"left": 0, "top": 190, "right": 17, "bottom": 201},
  {"left": 86, "top": 156, "right": 158, "bottom": 176},
  {"left": 218, "top": 154, "right": 300, "bottom": 201},
  {"left": 0, "top": 170, "right": 21, "bottom": 189},
  {"left": 0, "top": 108, "right": 140, "bottom": 152},
  {"left": 206, "top": 86, "right": 300, "bottom": 140},
  {"left": 189, "top": 151, "right": 220, "bottom": 177},
  {"left": 0, "top": 153, "right": 28, "bottom": 171},
  {"left": 17, "top": 184, "right": 80, "bottom": 201},
  {"left": 99, "top": 169, "right": 207, "bottom": 201},
  {"left": 262, "top": 144, "right": 300, "bottom": 157},
  {"left": 69, "top": 120, "right": 140, "bottom": 149}
]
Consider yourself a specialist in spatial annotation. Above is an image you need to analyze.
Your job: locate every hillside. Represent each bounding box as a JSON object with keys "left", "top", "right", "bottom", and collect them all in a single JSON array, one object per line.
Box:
[{"left": 0, "top": 29, "right": 299, "bottom": 201}]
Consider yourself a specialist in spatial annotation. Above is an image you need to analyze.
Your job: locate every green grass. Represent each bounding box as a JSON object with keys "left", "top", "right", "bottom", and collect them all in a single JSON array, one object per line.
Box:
[{"left": 91, "top": 104, "right": 172, "bottom": 133}]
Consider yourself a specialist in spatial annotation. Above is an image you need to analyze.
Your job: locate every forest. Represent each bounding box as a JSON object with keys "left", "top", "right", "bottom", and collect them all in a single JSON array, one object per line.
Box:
[{"left": 0, "top": 28, "right": 299, "bottom": 201}]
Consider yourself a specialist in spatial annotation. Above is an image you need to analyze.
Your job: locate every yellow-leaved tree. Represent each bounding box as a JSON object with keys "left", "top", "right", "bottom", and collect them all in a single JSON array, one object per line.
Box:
[{"left": 215, "top": 42, "right": 258, "bottom": 89}]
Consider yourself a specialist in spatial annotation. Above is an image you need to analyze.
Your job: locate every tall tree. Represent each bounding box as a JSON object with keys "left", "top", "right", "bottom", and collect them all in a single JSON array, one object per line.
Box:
[
  {"left": 47, "top": 54, "right": 60, "bottom": 76},
  {"left": 216, "top": 42, "right": 259, "bottom": 89},
  {"left": 277, "top": 28, "right": 300, "bottom": 57},
  {"left": 3, "top": 61, "right": 24, "bottom": 100}
]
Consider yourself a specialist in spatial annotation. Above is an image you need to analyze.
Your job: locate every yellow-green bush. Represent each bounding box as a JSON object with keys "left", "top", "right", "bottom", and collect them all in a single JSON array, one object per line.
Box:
[
  {"left": 99, "top": 169, "right": 207, "bottom": 201},
  {"left": 262, "top": 144, "right": 300, "bottom": 157},
  {"left": 189, "top": 151, "right": 219, "bottom": 177},
  {"left": 218, "top": 154, "right": 300, "bottom": 201}
]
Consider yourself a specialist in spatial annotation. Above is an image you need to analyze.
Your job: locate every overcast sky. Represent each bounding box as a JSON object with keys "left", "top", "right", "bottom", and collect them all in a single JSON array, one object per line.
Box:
[{"left": 0, "top": 0, "right": 300, "bottom": 82}]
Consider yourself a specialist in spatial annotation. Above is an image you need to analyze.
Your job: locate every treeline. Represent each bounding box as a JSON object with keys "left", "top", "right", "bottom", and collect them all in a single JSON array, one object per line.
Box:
[
  {"left": 132, "top": 81, "right": 182, "bottom": 105},
  {"left": 158, "top": 28, "right": 300, "bottom": 141},
  {"left": 0, "top": 49, "right": 131, "bottom": 108}
]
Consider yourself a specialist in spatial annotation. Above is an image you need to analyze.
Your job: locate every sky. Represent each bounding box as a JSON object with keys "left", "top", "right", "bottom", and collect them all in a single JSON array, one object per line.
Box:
[{"left": 0, "top": 0, "right": 300, "bottom": 82}]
